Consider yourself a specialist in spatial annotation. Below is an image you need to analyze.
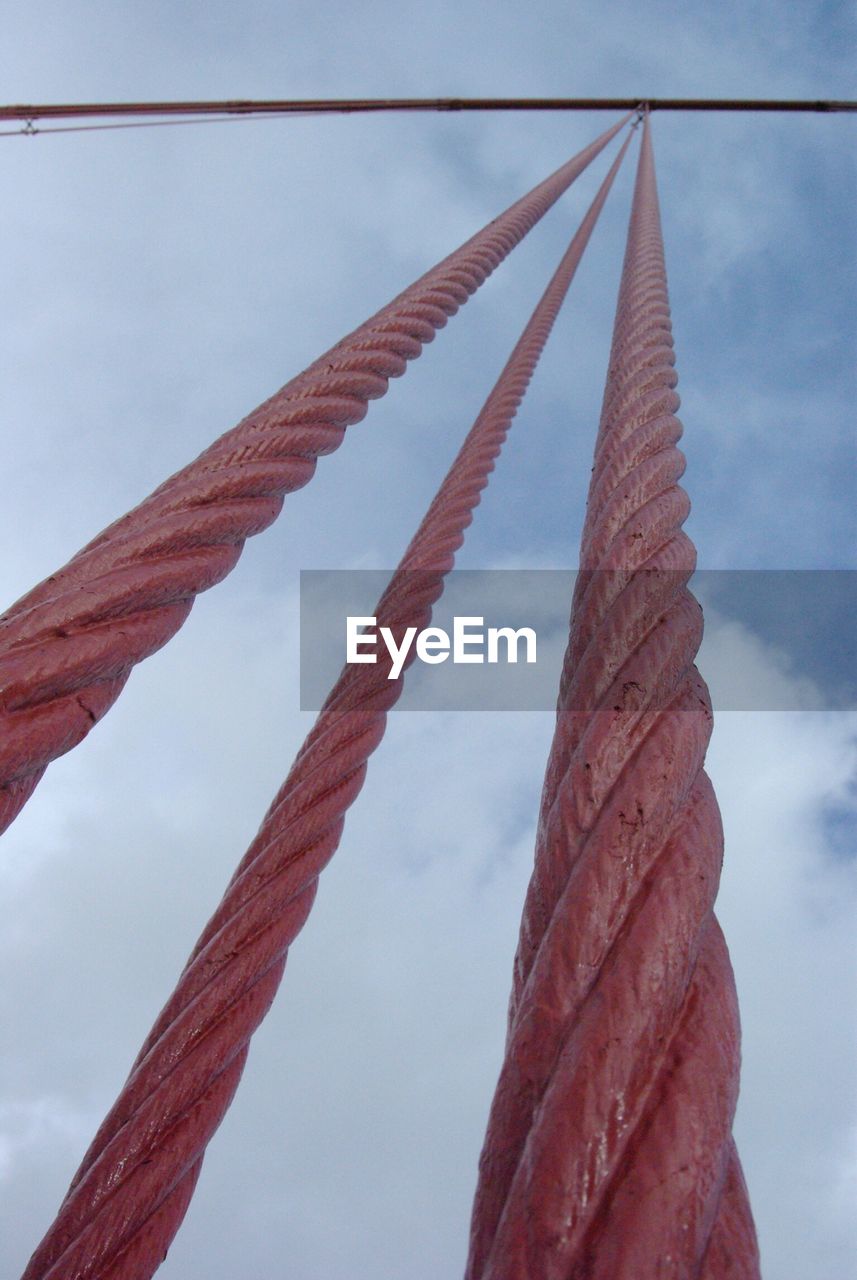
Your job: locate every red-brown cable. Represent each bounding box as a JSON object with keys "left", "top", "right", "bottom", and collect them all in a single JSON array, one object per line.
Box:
[{"left": 465, "top": 116, "right": 760, "bottom": 1280}]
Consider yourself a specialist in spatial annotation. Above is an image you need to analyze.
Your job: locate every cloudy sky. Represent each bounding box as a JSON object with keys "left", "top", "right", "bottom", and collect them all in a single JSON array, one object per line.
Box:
[{"left": 0, "top": 2, "right": 854, "bottom": 1277}]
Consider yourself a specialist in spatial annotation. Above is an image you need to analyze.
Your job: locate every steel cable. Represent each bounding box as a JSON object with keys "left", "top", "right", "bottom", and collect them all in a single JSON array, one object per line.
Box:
[{"left": 465, "top": 116, "right": 760, "bottom": 1280}]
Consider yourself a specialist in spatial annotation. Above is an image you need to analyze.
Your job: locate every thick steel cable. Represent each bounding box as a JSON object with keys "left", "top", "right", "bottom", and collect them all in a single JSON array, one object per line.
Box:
[
  {"left": 0, "top": 116, "right": 630, "bottom": 841},
  {"left": 465, "top": 116, "right": 760, "bottom": 1280},
  {"left": 21, "top": 133, "right": 633, "bottom": 1280}
]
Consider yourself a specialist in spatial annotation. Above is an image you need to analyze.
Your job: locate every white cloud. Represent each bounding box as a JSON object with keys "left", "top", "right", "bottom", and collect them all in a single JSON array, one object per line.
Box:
[{"left": 710, "top": 707, "right": 857, "bottom": 1280}]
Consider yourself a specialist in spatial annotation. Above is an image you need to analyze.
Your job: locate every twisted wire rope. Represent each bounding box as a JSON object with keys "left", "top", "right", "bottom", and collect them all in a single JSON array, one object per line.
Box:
[
  {"left": 465, "top": 116, "right": 760, "bottom": 1280},
  {"left": 21, "top": 132, "right": 633, "bottom": 1280},
  {"left": 0, "top": 114, "right": 630, "bottom": 840}
]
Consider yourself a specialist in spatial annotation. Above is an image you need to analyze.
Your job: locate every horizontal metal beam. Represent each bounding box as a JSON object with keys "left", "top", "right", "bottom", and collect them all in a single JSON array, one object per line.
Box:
[{"left": 1, "top": 96, "right": 855, "bottom": 124}]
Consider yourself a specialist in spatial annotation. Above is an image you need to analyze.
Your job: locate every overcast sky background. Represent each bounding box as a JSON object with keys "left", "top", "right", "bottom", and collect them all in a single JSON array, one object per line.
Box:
[{"left": 0, "top": 3, "right": 855, "bottom": 1278}]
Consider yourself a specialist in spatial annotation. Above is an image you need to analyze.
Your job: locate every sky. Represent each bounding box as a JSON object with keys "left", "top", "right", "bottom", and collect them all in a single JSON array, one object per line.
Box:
[{"left": 0, "top": 2, "right": 855, "bottom": 1277}]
